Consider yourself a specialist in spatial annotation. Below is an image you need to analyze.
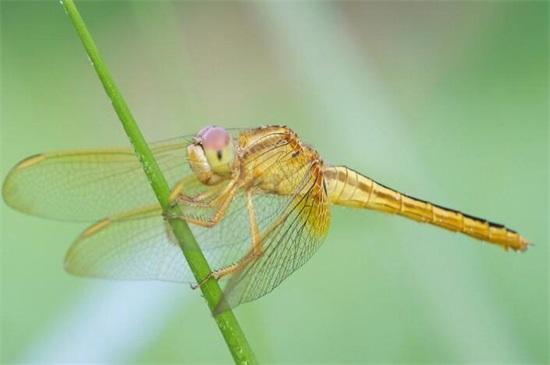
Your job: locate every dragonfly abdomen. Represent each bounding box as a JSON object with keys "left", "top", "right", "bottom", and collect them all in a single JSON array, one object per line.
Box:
[{"left": 324, "top": 166, "right": 528, "bottom": 252}]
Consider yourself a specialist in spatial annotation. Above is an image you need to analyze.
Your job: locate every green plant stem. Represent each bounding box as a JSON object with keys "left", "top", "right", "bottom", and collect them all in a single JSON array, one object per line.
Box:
[{"left": 61, "top": 1, "right": 257, "bottom": 363}]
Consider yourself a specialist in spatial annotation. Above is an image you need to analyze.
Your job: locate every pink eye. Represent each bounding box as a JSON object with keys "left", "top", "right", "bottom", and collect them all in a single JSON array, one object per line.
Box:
[{"left": 197, "top": 126, "right": 230, "bottom": 150}]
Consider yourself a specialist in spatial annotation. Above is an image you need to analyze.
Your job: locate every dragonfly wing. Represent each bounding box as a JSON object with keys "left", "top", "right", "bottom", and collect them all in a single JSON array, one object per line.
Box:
[
  {"left": 65, "top": 204, "right": 192, "bottom": 282},
  {"left": 215, "top": 162, "right": 331, "bottom": 314},
  {"left": 2, "top": 137, "right": 199, "bottom": 222},
  {"left": 65, "top": 191, "right": 262, "bottom": 283}
]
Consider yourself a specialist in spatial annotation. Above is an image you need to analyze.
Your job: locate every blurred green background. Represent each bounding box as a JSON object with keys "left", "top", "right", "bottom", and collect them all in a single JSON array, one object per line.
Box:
[{"left": 1, "top": 1, "right": 547, "bottom": 364}]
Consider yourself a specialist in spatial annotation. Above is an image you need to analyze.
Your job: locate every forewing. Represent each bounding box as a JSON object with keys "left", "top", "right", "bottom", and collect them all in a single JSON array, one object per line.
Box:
[{"left": 2, "top": 137, "right": 201, "bottom": 222}]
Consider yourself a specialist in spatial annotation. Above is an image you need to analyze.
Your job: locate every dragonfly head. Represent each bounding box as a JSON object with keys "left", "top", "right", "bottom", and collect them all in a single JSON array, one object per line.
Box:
[{"left": 187, "top": 126, "right": 236, "bottom": 184}]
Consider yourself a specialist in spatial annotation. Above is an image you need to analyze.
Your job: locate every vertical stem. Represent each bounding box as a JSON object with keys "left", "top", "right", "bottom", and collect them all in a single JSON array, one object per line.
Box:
[{"left": 60, "top": 1, "right": 257, "bottom": 363}]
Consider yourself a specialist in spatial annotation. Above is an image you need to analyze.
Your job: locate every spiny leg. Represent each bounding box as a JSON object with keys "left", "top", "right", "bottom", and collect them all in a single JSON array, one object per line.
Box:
[
  {"left": 166, "top": 181, "right": 237, "bottom": 226},
  {"left": 168, "top": 176, "right": 194, "bottom": 203},
  {"left": 193, "top": 189, "right": 263, "bottom": 288},
  {"left": 245, "top": 189, "right": 262, "bottom": 257},
  {"left": 169, "top": 178, "right": 231, "bottom": 208},
  {"left": 176, "top": 183, "right": 238, "bottom": 228},
  {"left": 177, "top": 184, "right": 231, "bottom": 206}
]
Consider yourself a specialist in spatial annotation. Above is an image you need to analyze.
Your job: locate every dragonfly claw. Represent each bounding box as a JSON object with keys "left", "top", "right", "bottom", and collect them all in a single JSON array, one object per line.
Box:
[
  {"left": 191, "top": 272, "right": 216, "bottom": 290},
  {"left": 162, "top": 210, "right": 178, "bottom": 221}
]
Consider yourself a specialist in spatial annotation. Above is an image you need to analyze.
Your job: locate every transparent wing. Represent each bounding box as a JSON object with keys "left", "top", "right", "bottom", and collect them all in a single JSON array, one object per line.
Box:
[
  {"left": 2, "top": 137, "right": 197, "bottom": 222},
  {"left": 65, "top": 189, "right": 292, "bottom": 283},
  {"left": 65, "top": 204, "right": 192, "bottom": 282},
  {"left": 215, "top": 162, "right": 331, "bottom": 314},
  {"left": 2, "top": 128, "right": 255, "bottom": 222}
]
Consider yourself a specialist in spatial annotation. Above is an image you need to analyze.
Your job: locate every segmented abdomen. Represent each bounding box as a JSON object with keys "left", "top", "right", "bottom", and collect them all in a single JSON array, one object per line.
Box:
[{"left": 324, "top": 166, "right": 528, "bottom": 252}]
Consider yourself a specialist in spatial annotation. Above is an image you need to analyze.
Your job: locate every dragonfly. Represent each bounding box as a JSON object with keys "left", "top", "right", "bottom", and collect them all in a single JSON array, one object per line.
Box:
[{"left": 2, "top": 125, "right": 528, "bottom": 313}]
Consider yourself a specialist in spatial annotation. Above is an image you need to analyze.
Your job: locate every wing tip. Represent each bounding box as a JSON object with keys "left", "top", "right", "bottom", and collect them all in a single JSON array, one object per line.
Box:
[
  {"left": 15, "top": 154, "right": 47, "bottom": 170},
  {"left": 64, "top": 218, "right": 113, "bottom": 275},
  {"left": 3, "top": 154, "right": 48, "bottom": 214}
]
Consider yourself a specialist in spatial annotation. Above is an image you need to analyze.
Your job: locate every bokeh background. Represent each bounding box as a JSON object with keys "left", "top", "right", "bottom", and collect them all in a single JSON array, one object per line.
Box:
[{"left": 1, "top": 1, "right": 548, "bottom": 364}]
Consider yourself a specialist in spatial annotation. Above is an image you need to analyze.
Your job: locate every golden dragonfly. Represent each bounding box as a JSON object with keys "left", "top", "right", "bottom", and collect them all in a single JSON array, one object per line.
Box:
[{"left": 2, "top": 125, "right": 528, "bottom": 313}]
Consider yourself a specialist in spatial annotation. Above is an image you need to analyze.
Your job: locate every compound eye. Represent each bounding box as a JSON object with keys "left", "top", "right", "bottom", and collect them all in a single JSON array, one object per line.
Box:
[
  {"left": 195, "top": 126, "right": 234, "bottom": 175},
  {"left": 197, "top": 126, "right": 230, "bottom": 151}
]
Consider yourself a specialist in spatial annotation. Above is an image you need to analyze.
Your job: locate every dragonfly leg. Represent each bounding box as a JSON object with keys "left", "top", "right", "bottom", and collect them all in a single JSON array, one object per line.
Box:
[
  {"left": 192, "top": 189, "right": 263, "bottom": 289},
  {"left": 168, "top": 176, "right": 203, "bottom": 206},
  {"left": 245, "top": 189, "right": 262, "bottom": 256},
  {"left": 169, "top": 178, "right": 229, "bottom": 208},
  {"left": 191, "top": 251, "right": 257, "bottom": 290},
  {"left": 174, "top": 187, "right": 224, "bottom": 207},
  {"left": 178, "top": 184, "right": 238, "bottom": 228}
]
